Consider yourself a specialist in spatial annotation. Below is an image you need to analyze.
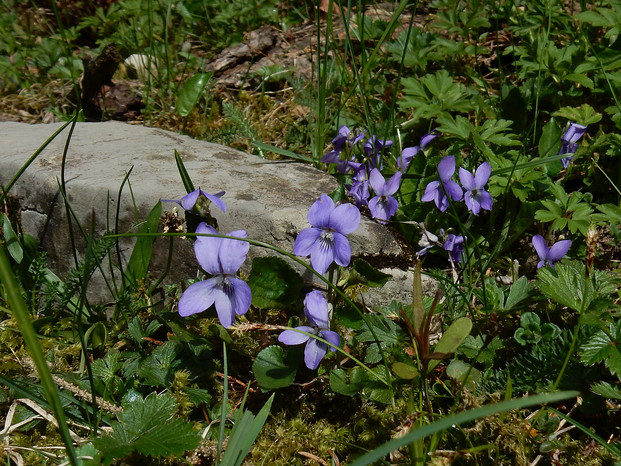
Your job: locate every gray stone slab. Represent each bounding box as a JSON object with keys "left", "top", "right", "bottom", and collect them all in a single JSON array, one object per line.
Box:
[{"left": 0, "top": 121, "right": 424, "bottom": 308}]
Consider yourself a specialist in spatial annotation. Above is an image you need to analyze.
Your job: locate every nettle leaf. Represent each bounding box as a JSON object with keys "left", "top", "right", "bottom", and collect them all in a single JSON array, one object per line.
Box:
[
  {"left": 591, "top": 381, "right": 621, "bottom": 400},
  {"left": 248, "top": 257, "right": 304, "bottom": 309},
  {"left": 504, "top": 276, "right": 531, "bottom": 311},
  {"left": 94, "top": 392, "right": 201, "bottom": 464},
  {"left": 252, "top": 345, "right": 301, "bottom": 390},
  {"left": 138, "top": 341, "right": 182, "bottom": 387},
  {"left": 537, "top": 261, "right": 594, "bottom": 313},
  {"left": 580, "top": 323, "right": 621, "bottom": 377},
  {"left": 92, "top": 351, "right": 123, "bottom": 394}
]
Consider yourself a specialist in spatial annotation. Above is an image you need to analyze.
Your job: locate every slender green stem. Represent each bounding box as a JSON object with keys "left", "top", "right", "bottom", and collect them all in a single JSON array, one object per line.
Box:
[{"left": 284, "top": 326, "right": 390, "bottom": 386}]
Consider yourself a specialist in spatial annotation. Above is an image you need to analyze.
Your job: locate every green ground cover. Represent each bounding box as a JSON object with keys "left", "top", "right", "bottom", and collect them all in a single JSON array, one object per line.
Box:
[{"left": 1, "top": 0, "right": 621, "bottom": 464}]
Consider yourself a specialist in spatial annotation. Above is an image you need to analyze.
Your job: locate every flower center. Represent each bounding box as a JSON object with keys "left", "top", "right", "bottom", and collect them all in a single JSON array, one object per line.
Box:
[
  {"left": 213, "top": 274, "right": 234, "bottom": 296},
  {"left": 319, "top": 229, "right": 335, "bottom": 251}
]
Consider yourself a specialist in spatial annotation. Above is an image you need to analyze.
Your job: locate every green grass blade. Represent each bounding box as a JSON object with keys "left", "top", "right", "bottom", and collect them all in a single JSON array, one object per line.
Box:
[
  {"left": 217, "top": 341, "right": 229, "bottom": 463},
  {"left": 0, "top": 246, "right": 79, "bottom": 465},
  {"left": 251, "top": 141, "right": 315, "bottom": 163},
  {"left": 219, "top": 393, "right": 275, "bottom": 466},
  {"left": 549, "top": 407, "right": 621, "bottom": 458},
  {"left": 174, "top": 149, "right": 196, "bottom": 193},
  {"left": 348, "top": 391, "right": 578, "bottom": 466}
]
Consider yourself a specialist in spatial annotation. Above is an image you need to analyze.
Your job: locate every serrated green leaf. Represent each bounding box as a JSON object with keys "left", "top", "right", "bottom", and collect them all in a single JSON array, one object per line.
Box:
[
  {"left": 138, "top": 341, "right": 182, "bottom": 386},
  {"left": 176, "top": 73, "right": 212, "bottom": 117},
  {"left": 94, "top": 392, "right": 200, "bottom": 463},
  {"left": 362, "top": 366, "right": 393, "bottom": 404},
  {"left": 591, "top": 381, "right": 621, "bottom": 400},
  {"left": 92, "top": 351, "right": 122, "bottom": 385},
  {"left": 575, "top": 10, "right": 612, "bottom": 27},
  {"left": 580, "top": 324, "right": 621, "bottom": 376},
  {"left": 252, "top": 345, "right": 300, "bottom": 390},
  {"left": 504, "top": 276, "right": 531, "bottom": 311},
  {"left": 597, "top": 203, "right": 621, "bottom": 221},
  {"left": 184, "top": 387, "right": 212, "bottom": 406},
  {"left": 537, "top": 261, "right": 593, "bottom": 313},
  {"left": 128, "top": 316, "right": 144, "bottom": 344},
  {"left": 247, "top": 257, "right": 304, "bottom": 309}
]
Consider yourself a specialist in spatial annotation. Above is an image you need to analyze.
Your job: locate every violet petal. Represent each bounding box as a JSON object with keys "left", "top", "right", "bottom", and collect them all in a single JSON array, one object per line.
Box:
[
  {"left": 279, "top": 326, "right": 313, "bottom": 345},
  {"left": 178, "top": 279, "right": 217, "bottom": 317},
  {"left": 304, "top": 339, "right": 328, "bottom": 370}
]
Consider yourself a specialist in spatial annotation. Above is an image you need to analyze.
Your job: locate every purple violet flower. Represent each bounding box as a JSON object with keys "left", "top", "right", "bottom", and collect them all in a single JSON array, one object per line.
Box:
[
  {"left": 443, "top": 233, "right": 465, "bottom": 263},
  {"left": 161, "top": 188, "right": 227, "bottom": 215},
  {"left": 397, "top": 146, "right": 419, "bottom": 172},
  {"left": 364, "top": 136, "right": 392, "bottom": 170},
  {"left": 178, "top": 222, "right": 251, "bottom": 328},
  {"left": 278, "top": 290, "right": 340, "bottom": 370},
  {"left": 397, "top": 133, "right": 437, "bottom": 171},
  {"left": 417, "top": 224, "right": 441, "bottom": 258},
  {"left": 294, "top": 194, "right": 361, "bottom": 275},
  {"left": 348, "top": 162, "right": 370, "bottom": 207},
  {"left": 368, "top": 168, "right": 402, "bottom": 223},
  {"left": 321, "top": 126, "right": 365, "bottom": 173},
  {"left": 459, "top": 161, "right": 493, "bottom": 215},
  {"left": 421, "top": 155, "right": 463, "bottom": 212},
  {"left": 532, "top": 234, "right": 571, "bottom": 268},
  {"left": 559, "top": 123, "right": 587, "bottom": 169}
]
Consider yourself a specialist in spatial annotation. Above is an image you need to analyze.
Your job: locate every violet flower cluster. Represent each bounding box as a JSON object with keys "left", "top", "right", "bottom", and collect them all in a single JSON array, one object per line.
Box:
[
  {"left": 165, "top": 188, "right": 352, "bottom": 370},
  {"left": 320, "top": 126, "right": 366, "bottom": 173},
  {"left": 322, "top": 127, "right": 437, "bottom": 224}
]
